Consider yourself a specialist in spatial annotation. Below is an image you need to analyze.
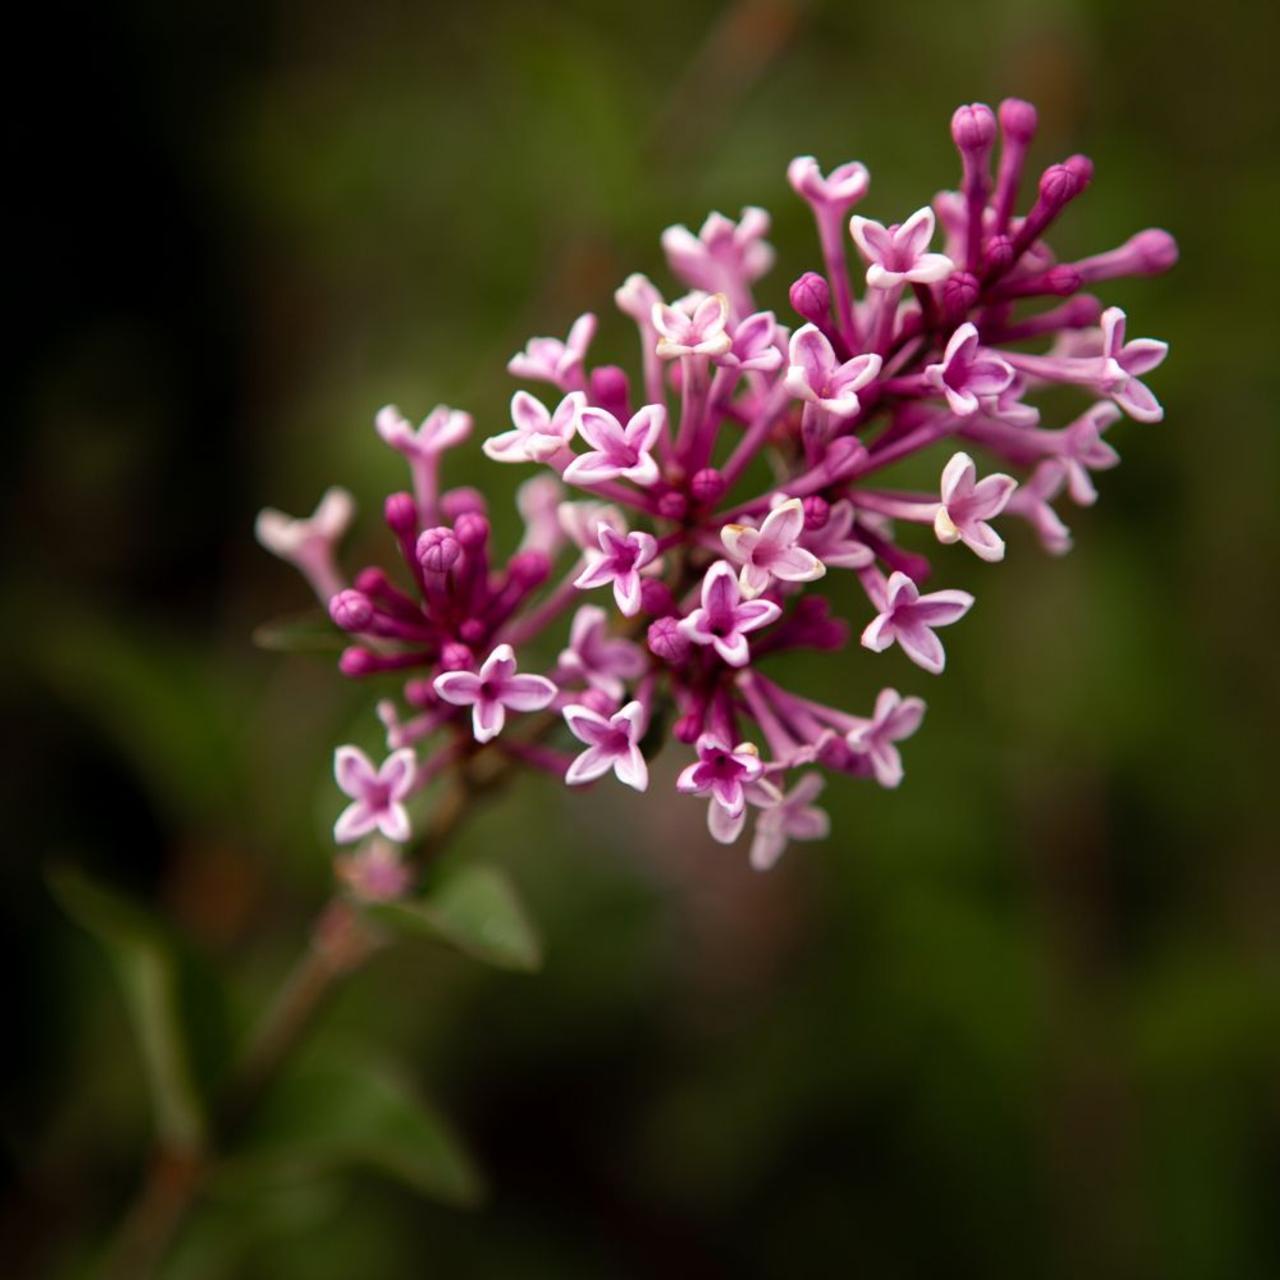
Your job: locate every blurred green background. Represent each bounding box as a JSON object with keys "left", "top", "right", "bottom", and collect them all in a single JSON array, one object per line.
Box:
[{"left": 5, "top": 0, "right": 1279, "bottom": 1276}]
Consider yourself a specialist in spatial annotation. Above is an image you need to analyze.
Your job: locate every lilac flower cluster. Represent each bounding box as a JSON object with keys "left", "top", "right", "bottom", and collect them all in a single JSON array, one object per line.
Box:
[{"left": 258, "top": 99, "right": 1173, "bottom": 880}]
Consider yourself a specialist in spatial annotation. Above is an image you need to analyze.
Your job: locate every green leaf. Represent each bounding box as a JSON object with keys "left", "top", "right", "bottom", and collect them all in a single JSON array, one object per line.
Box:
[
  {"left": 48, "top": 865, "right": 205, "bottom": 1150},
  {"left": 252, "top": 611, "right": 346, "bottom": 653},
  {"left": 368, "top": 865, "right": 542, "bottom": 972},
  {"left": 223, "top": 1049, "right": 484, "bottom": 1208}
]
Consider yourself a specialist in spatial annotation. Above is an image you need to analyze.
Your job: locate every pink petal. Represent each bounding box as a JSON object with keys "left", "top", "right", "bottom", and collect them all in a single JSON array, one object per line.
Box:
[
  {"left": 613, "top": 570, "right": 642, "bottom": 616},
  {"left": 721, "top": 522, "right": 761, "bottom": 564},
  {"left": 734, "top": 598, "right": 782, "bottom": 633},
  {"left": 883, "top": 694, "right": 926, "bottom": 740},
  {"left": 708, "top": 798, "right": 746, "bottom": 844},
  {"left": 960, "top": 521, "right": 1006, "bottom": 563},
  {"left": 861, "top": 612, "right": 895, "bottom": 653},
  {"left": 433, "top": 671, "right": 482, "bottom": 706},
  {"left": 786, "top": 806, "right": 830, "bottom": 841},
  {"left": 895, "top": 622, "right": 947, "bottom": 674},
  {"left": 613, "top": 745, "right": 648, "bottom": 791},
  {"left": 577, "top": 406, "right": 626, "bottom": 454},
  {"left": 702, "top": 560, "right": 739, "bottom": 613},
  {"left": 899, "top": 206, "right": 936, "bottom": 260},
  {"left": 870, "top": 741, "right": 905, "bottom": 787},
  {"left": 760, "top": 498, "right": 805, "bottom": 549},
  {"left": 563, "top": 452, "right": 623, "bottom": 485},
  {"left": 334, "top": 800, "right": 377, "bottom": 844},
  {"left": 1116, "top": 378, "right": 1163, "bottom": 423},
  {"left": 713, "top": 632, "right": 751, "bottom": 667},
  {"left": 789, "top": 324, "right": 835, "bottom": 386},
  {"left": 565, "top": 744, "right": 615, "bottom": 785},
  {"left": 909, "top": 590, "right": 974, "bottom": 627},
  {"left": 850, "top": 216, "right": 893, "bottom": 262},
  {"left": 379, "top": 748, "right": 417, "bottom": 799},
  {"left": 500, "top": 673, "right": 557, "bottom": 711},
  {"left": 510, "top": 390, "right": 549, "bottom": 434},
  {"left": 472, "top": 699, "right": 505, "bottom": 743},
  {"left": 1120, "top": 338, "right": 1168, "bottom": 377},
  {"left": 335, "top": 745, "right": 377, "bottom": 797},
  {"left": 564, "top": 703, "right": 611, "bottom": 746},
  {"left": 377, "top": 803, "right": 412, "bottom": 843},
  {"left": 940, "top": 452, "right": 977, "bottom": 506},
  {"left": 480, "top": 645, "right": 518, "bottom": 683},
  {"left": 970, "top": 473, "right": 1018, "bottom": 519}
]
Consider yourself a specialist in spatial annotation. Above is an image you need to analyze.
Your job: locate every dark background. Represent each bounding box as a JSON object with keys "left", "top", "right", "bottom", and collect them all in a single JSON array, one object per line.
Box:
[{"left": 4, "top": 0, "right": 1279, "bottom": 1276}]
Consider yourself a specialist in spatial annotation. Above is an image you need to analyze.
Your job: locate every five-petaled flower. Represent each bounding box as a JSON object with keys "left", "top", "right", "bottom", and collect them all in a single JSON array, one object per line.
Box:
[
  {"left": 850, "top": 206, "right": 954, "bottom": 289},
  {"left": 563, "top": 701, "right": 650, "bottom": 790},
  {"left": 653, "top": 293, "right": 733, "bottom": 360},
  {"left": 845, "top": 688, "right": 926, "bottom": 788},
  {"left": 574, "top": 524, "right": 659, "bottom": 616},
  {"left": 934, "top": 452, "right": 1018, "bottom": 562},
  {"left": 923, "top": 322, "right": 1016, "bottom": 417},
  {"left": 861, "top": 571, "right": 974, "bottom": 673},
  {"left": 679, "top": 560, "right": 782, "bottom": 667},
  {"left": 484, "top": 391, "right": 582, "bottom": 464},
  {"left": 433, "top": 644, "right": 557, "bottom": 743},
  {"left": 563, "top": 404, "right": 665, "bottom": 488},
  {"left": 558, "top": 605, "right": 647, "bottom": 699},
  {"left": 334, "top": 745, "right": 417, "bottom": 844},
  {"left": 507, "top": 312, "right": 597, "bottom": 389},
  {"left": 784, "top": 324, "right": 882, "bottom": 418},
  {"left": 749, "top": 772, "right": 831, "bottom": 870},
  {"left": 721, "top": 497, "right": 827, "bottom": 598}
]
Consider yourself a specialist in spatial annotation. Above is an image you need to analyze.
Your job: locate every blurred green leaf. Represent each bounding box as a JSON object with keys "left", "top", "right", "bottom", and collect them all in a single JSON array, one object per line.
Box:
[
  {"left": 368, "top": 865, "right": 543, "bottom": 972},
  {"left": 47, "top": 865, "right": 205, "bottom": 1150},
  {"left": 253, "top": 611, "right": 346, "bottom": 654},
  {"left": 224, "top": 1049, "right": 484, "bottom": 1209}
]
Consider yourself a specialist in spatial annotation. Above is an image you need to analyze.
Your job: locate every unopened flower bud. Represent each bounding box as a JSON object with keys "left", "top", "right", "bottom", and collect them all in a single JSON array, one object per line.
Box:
[
  {"left": 589, "top": 365, "right": 631, "bottom": 420},
  {"left": 454, "top": 511, "right": 490, "bottom": 549},
  {"left": 943, "top": 270, "right": 980, "bottom": 319},
  {"left": 657, "top": 491, "right": 688, "bottom": 521},
  {"left": 330, "top": 589, "right": 375, "bottom": 632},
  {"left": 1061, "top": 294, "right": 1104, "bottom": 327},
  {"left": 507, "top": 548, "right": 551, "bottom": 587},
  {"left": 981, "top": 236, "right": 1014, "bottom": 275},
  {"left": 647, "top": 615, "right": 690, "bottom": 664},
  {"left": 789, "top": 271, "right": 831, "bottom": 326},
  {"left": 416, "top": 527, "right": 462, "bottom": 574},
  {"left": 639, "top": 579, "right": 675, "bottom": 617},
  {"left": 458, "top": 618, "right": 486, "bottom": 646},
  {"left": 690, "top": 467, "right": 727, "bottom": 506},
  {"left": 951, "top": 103, "right": 996, "bottom": 153},
  {"left": 438, "top": 641, "right": 474, "bottom": 672},
  {"left": 1043, "top": 264, "right": 1083, "bottom": 296},
  {"left": 802, "top": 495, "right": 830, "bottom": 530},
  {"left": 440, "top": 487, "right": 487, "bottom": 521},
  {"left": 672, "top": 712, "right": 701, "bottom": 744},
  {"left": 384, "top": 492, "right": 417, "bottom": 535},
  {"left": 339, "top": 646, "right": 380, "bottom": 677},
  {"left": 1129, "top": 228, "right": 1179, "bottom": 274},
  {"left": 1039, "top": 163, "right": 1084, "bottom": 210},
  {"left": 998, "top": 97, "right": 1037, "bottom": 143},
  {"left": 404, "top": 678, "right": 436, "bottom": 708}
]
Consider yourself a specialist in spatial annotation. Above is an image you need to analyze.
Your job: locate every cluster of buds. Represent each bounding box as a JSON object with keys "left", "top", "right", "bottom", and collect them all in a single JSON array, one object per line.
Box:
[{"left": 257, "top": 99, "right": 1173, "bottom": 880}]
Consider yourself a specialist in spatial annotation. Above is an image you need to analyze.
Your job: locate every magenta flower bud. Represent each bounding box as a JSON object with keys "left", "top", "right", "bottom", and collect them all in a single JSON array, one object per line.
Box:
[
  {"left": 329, "top": 589, "right": 375, "bottom": 632},
  {"left": 1042, "top": 265, "right": 1083, "bottom": 296},
  {"left": 458, "top": 618, "right": 486, "bottom": 646},
  {"left": 639, "top": 578, "right": 675, "bottom": 617},
  {"left": 802, "top": 495, "right": 830, "bottom": 531},
  {"left": 942, "top": 270, "right": 980, "bottom": 320},
  {"left": 982, "top": 235, "right": 1014, "bottom": 274},
  {"left": 657, "top": 491, "right": 688, "bottom": 521},
  {"left": 416, "top": 526, "right": 462, "bottom": 574},
  {"left": 404, "top": 677, "right": 436, "bottom": 708},
  {"left": 454, "top": 511, "right": 490, "bottom": 549},
  {"left": 647, "top": 615, "right": 690, "bottom": 664},
  {"left": 1064, "top": 154, "right": 1094, "bottom": 188},
  {"left": 384, "top": 492, "right": 417, "bottom": 535},
  {"left": 951, "top": 103, "right": 996, "bottom": 153},
  {"left": 690, "top": 467, "right": 727, "bottom": 506},
  {"left": 1061, "top": 294, "right": 1104, "bottom": 327},
  {"left": 789, "top": 271, "right": 831, "bottom": 325},
  {"left": 339, "top": 646, "right": 380, "bottom": 677},
  {"left": 354, "top": 566, "right": 391, "bottom": 595},
  {"left": 507, "top": 548, "right": 551, "bottom": 587},
  {"left": 999, "top": 97, "right": 1037, "bottom": 142},
  {"left": 589, "top": 364, "right": 631, "bottom": 420},
  {"left": 672, "top": 712, "right": 701, "bottom": 744},
  {"left": 440, "top": 487, "right": 487, "bottom": 521},
  {"left": 438, "top": 641, "right": 474, "bottom": 672},
  {"left": 1039, "top": 163, "right": 1084, "bottom": 210},
  {"left": 1131, "top": 228, "right": 1179, "bottom": 274}
]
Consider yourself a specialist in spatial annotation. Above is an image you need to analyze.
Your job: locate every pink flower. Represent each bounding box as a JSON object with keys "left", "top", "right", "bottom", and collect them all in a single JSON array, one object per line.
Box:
[
  {"left": 516, "top": 474, "right": 566, "bottom": 555},
  {"left": 375, "top": 404, "right": 472, "bottom": 460},
  {"left": 484, "top": 391, "right": 582, "bottom": 465},
  {"left": 255, "top": 486, "right": 355, "bottom": 603},
  {"left": 861, "top": 571, "right": 974, "bottom": 674},
  {"left": 335, "top": 839, "right": 412, "bottom": 902},
  {"left": 801, "top": 498, "right": 874, "bottom": 570},
  {"left": 507, "top": 312, "right": 597, "bottom": 389},
  {"left": 721, "top": 497, "right": 827, "bottom": 598},
  {"left": 678, "top": 560, "right": 781, "bottom": 667},
  {"left": 558, "top": 605, "right": 647, "bottom": 699},
  {"left": 573, "top": 524, "right": 659, "bottom": 616},
  {"left": 787, "top": 156, "right": 870, "bottom": 214},
  {"left": 661, "top": 208, "right": 775, "bottom": 301},
  {"left": 1006, "top": 460, "right": 1073, "bottom": 555},
  {"left": 677, "top": 735, "right": 778, "bottom": 843},
  {"left": 850, "top": 206, "right": 954, "bottom": 288},
  {"left": 934, "top": 452, "right": 1018, "bottom": 562},
  {"left": 1100, "top": 306, "right": 1168, "bottom": 423},
  {"left": 749, "top": 772, "right": 830, "bottom": 870},
  {"left": 923, "top": 322, "right": 1015, "bottom": 417},
  {"left": 784, "top": 324, "right": 882, "bottom": 418},
  {"left": 716, "top": 310, "right": 784, "bottom": 373},
  {"left": 845, "top": 689, "right": 926, "bottom": 788},
  {"left": 563, "top": 700, "right": 649, "bottom": 790},
  {"left": 563, "top": 404, "right": 665, "bottom": 488},
  {"left": 333, "top": 745, "right": 417, "bottom": 844},
  {"left": 558, "top": 499, "right": 625, "bottom": 551},
  {"left": 1060, "top": 402, "right": 1121, "bottom": 505},
  {"left": 653, "top": 293, "right": 733, "bottom": 360},
  {"left": 433, "top": 644, "right": 557, "bottom": 743}
]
